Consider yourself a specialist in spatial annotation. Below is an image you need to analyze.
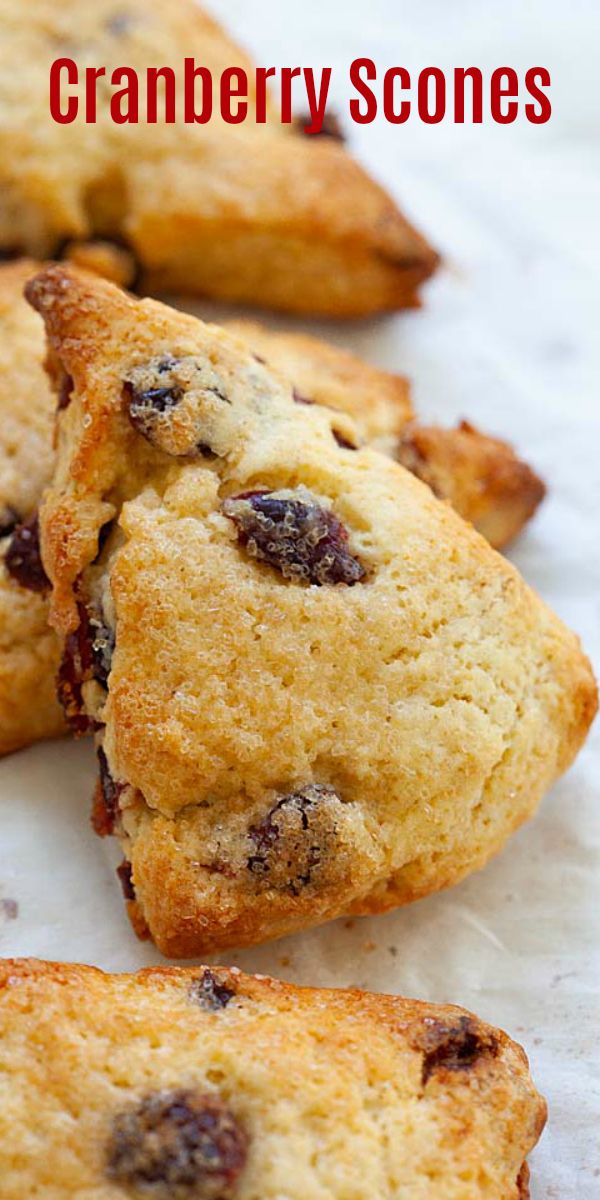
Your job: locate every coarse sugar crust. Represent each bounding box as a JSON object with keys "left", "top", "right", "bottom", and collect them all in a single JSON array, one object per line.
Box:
[{"left": 0, "top": 957, "right": 546, "bottom": 1199}]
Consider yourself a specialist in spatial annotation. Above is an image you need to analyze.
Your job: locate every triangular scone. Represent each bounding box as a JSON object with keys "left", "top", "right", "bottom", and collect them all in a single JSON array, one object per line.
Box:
[
  {"left": 225, "top": 320, "right": 546, "bottom": 548},
  {"left": 0, "top": 961, "right": 545, "bottom": 1200},
  {"left": 29, "top": 266, "right": 596, "bottom": 955},
  {"left": 0, "top": 0, "right": 437, "bottom": 316},
  {"left": 0, "top": 262, "right": 543, "bottom": 757},
  {"left": 0, "top": 261, "right": 65, "bottom": 753}
]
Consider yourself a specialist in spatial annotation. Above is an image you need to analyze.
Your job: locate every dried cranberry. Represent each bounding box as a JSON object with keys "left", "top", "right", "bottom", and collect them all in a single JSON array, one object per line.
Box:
[
  {"left": 106, "top": 1089, "right": 248, "bottom": 1197},
  {"left": 116, "top": 860, "right": 136, "bottom": 901},
  {"left": 0, "top": 506, "right": 19, "bottom": 538},
  {"left": 417, "top": 1016, "right": 497, "bottom": 1086},
  {"left": 292, "top": 388, "right": 314, "bottom": 406},
  {"left": 92, "top": 747, "right": 125, "bottom": 837},
  {"left": 4, "top": 513, "right": 50, "bottom": 593},
  {"left": 189, "top": 970, "right": 236, "bottom": 1012},
  {"left": 57, "top": 603, "right": 95, "bottom": 733},
  {"left": 332, "top": 429, "right": 358, "bottom": 450},
  {"left": 222, "top": 489, "right": 365, "bottom": 586},
  {"left": 57, "top": 372, "right": 73, "bottom": 412},
  {"left": 57, "top": 598, "right": 114, "bottom": 733},
  {"left": 124, "top": 356, "right": 230, "bottom": 458},
  {"left": 248, "top": 783, "right": 340, "bottom": 894}
]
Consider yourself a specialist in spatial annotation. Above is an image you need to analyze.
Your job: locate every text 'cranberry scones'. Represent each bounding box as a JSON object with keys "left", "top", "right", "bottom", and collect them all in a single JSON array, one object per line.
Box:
[
  {"left": 0, "top": 959, "right": 546, "bottom": 1199},
  {"left": 27, "top": 266, "right": 596, "bottom": 954},
  {"left": 0, "top": 261, "right": 544, "bottom": 756},
  {"left": 0, "top": 0, "right": 437, "bottom": 315}
]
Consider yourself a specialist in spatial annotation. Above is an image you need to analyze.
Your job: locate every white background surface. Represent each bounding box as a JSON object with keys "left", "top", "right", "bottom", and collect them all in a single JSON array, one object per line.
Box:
[{"left": 1, "top": 2, "right": 599, "bottom": 1196}]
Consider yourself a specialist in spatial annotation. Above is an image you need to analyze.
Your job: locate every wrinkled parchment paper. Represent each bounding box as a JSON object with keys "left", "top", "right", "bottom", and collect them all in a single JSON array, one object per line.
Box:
[{"left": 0, "top": 2, "right": 598, "bottom": 1195}]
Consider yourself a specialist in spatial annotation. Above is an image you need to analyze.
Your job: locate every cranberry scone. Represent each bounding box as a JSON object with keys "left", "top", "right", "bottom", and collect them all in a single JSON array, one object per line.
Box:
[
  {"left": 0, "top": 260, "right": 65, "bottom": 753},
  {"left": 0, "top": 959, "right": 546, "bottom": 1199},
  {"left": 0, "top": 262, "right": 543, "bottom": 757},
  {"left": 225, "top": 320, "right": 546, "bottom": 549},
  {"left": 28, "top": 266, "right": 596, "bottom": 954},
  {"left": 0, "top": 0, "right": 437, "bottom": 316}
]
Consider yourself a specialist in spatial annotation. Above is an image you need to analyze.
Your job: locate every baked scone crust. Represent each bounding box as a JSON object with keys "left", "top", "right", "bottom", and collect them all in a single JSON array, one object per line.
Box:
[
  {"left": 0, "top": 958, "right": 546, "bottom": 1199},
  {"left": 28, "top": 266, "right": 596, "bottom": 955},
  {"left": 0, "top": 0, "right": 438, "bottom": 315},
  {"left": 0, "top": 263, "right": 544, "bottom": 757},
  {"left": 396, "top": 420, "right": 547, "bottom": 549},
  {"left": 0, "top": 260, "right": 65, "bottom": 753}
]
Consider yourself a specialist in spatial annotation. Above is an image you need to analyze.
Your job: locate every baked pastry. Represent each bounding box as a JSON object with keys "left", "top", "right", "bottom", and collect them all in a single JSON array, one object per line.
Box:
[
  {"left": 0, "top": 263, "right": 543, "bottom": 757},
  {"left": 0, "top": 260, "right": 65, "bottom": 753},
  {"left": 0, "top": 0, "right": 437, "bottom": 316},
  {"left": 29, "top": 265, "right": 597, "bottom": 954},
  {"left": 225, "top": 320, "right": 546, "bottom": 548},
  {"left": 0, "top": 958, "right": 546, "bottom": 1199}
]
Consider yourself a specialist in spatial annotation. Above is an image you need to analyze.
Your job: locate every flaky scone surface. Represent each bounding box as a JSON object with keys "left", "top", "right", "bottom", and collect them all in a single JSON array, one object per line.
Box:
[
  {"left": 0, "top": 958, "right": 545, "bottom": 1199},
  {"left": 28, "top": 267, "right": 597, "bottom": 955},
  {"left": 0, "top": 0, "right": 437, "bottom": 315},
  {"left": 0, "top": 260, "right": 65, "bottom": 752}
]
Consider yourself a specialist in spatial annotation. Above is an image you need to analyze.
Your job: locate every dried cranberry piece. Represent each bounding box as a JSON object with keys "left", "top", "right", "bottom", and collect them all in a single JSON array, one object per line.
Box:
[
  {"left": 57, "top": 602, "right": 95, "bottom": 734},
  {"left": 92, "top": 747, "right": 125, "bottom": 837},
  {"left": 57, "top": 372, "right": 73, "bottom": 411},
  {"left": 222, "top": 489, "right": 365, "bottom": 586},
  {"left": 124, "top": 356, "right": 230, "bottom": 458},
  {"left": 106, "top": 1089, "right": 248, "bottom": 1197},
  {"left": 332, "top": 429, "right": 358, "bottom": 450},
  {"left": 248, "top": 783, "right": 339, "bottom": 894},
  {"left": 4, "top": 513, "right": 50, "bottom": 593},
  {"left": 116, "top": 859, "right": 136, "bottom": 901},
  {"left": 417, "top": 1016, "right": 498, "bottom": 1086},
  {"left": 0, "top": 506, "right": 19, "bottom": 538},
  {"left": 57, "top": 598, "right": 114, "bottom": 733},
  {"left": 292, "top": 388, "right": 314, "bottom": 406},
  {"left": 189, "top": 970, "right": 236, "bottom": 1012},
  {"left": 124, "top": 357, "right": 182, "bottom": 437}
]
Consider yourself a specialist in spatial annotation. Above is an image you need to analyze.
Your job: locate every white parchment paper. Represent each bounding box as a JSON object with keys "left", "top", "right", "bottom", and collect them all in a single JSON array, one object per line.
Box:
[{"left": 0, "top": 2, "right": 598, "bottom": 1196}]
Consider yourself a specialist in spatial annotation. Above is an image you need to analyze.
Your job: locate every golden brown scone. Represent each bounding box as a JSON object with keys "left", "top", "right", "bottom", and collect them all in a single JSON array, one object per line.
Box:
[
  {"left": 224, "top": 322, "right": 546, "bottom": 548},
  {"left": 28, "top": 265, "right": 597, "bottom": 955},
  {"left": 0, "top": 260, "right": 65, "bottom": 753},
  {"left": 0, "top": 958, "right": 546, "bottom": 1199},
  {"left": 0, "top": 264, "right": 541, "bottom": 757},
  {"left": 396, "top": 420, "right": 547, "bottom": 549},
  {"left": 0, "top": 0, "right": 437, "bottom": 316}
]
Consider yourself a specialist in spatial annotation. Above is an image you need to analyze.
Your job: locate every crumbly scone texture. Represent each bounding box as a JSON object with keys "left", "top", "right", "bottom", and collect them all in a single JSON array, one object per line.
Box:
[
  {"left": 0, "top": 0, "right": 437, "bottom": 315},
  {"left": 224, "top": 321, "right": 546, "bottom": 549},
  {"left": 0, "top": 260, "right": 65, "bottom": 753},
  {"left": 0, "top": 958, "right": 546, "bottom": 1200},
  {"left": 29, "top": 266, "right": 597, "bottom": 956}
]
